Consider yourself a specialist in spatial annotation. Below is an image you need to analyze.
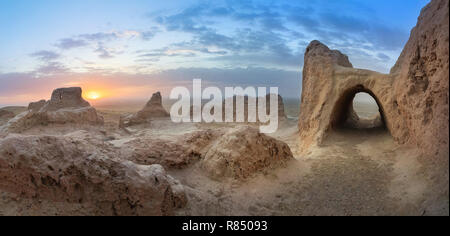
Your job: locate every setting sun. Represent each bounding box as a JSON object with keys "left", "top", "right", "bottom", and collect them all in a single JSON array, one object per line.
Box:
[{"left": 85, "top": 91, "right": 101, "bottom": 100}]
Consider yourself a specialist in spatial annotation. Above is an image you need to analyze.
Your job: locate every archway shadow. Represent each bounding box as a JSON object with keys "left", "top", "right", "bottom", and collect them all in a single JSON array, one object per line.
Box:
[{"left": 327, "top": 85, "right": 390, "bottom": 140}]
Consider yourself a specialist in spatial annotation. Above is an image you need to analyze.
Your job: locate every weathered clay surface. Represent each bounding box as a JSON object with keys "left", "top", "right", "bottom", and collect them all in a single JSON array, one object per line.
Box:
[
  {"left": 389, "top": 0, "right": 449, "bottom": 214},
  {"left": 389, "top": 0, "right": 449, "bottom": 158},
  {"left": 298, "top": 0, "right": 449, "bottom": 159},
  {"left": 0, "top": 110, "right": 14, "bottom": 119},
  {"left": 113, "top": 125, "right": 294, "bottom": 181},
  {"left": 119, "top": 125, "right": 294, "bottom": 180},
  {"left": 28, "top": 100, "right": 46, "bottom": 112},
  {"left": 1, "top": 87, "right": 103, "bottom": 133},
  {"left": 184, "top": 129, "right": 225, "bottom": 155},
  {"left": 45, "top": 87, "right": 90, "bottom": 111},
  {"left": 119, "top": 92, "right": 169, "bottom": 128},
  {"left": 200, "top": 126, "right": 294, "bottom": 180},
  {"left": 119, "top": 137, "right": 202, "bottom": 169},
  {"left": 0, "top": 131, "right": 186, "bottom": 216},
  {"left": 0, "top": 110, "right": 15, "bottom": 125},
  {"left": 298, "top": 41, "right": 392, "bottom": 150}
]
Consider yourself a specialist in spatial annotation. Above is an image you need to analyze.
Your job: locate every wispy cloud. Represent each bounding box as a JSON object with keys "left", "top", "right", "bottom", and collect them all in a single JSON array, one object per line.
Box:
[
  {"left": 77, "top": 30, "right": 153, "bottom": 43},
  {"left": 95, "top": 43, "right": 116, "bottom": 59},
  {"left": 1, "top": 0, "right": 423, "bottom": 105},
  {"left": 25, "top": 1, "right": 411, "bottom": 75},
  {"left": 50, "top": 29, "right": 160, "bottom": 59},
  {"left": 29, "top": 50, "right": 61, "bottom": 61},
  {"left": 34, "top": 61, "right": 68, "bottom": 75},
  {"left": 150, "top": 0, "right": 409, "bottom": 71},
  {"left": 377, "top": 52, "right": 391, "bottom": 61},
  {"left": 55, "top": 38, "right": 88, "bottom": 50}
]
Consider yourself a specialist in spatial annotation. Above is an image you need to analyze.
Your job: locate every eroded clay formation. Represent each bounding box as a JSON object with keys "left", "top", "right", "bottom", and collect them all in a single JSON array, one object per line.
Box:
[
  {"left": 119, "top": 126, "right": 294, "bottom": 180},
  {"left": 119, "top": 92, "right": 170, "bottom": 128},
  {"left": 199, "top": 126, "right": 294, "bottom": 180},
  {"left": 298, "top": 0, "right": 449, "bottom": 160},
  {"left": 0, "top": 131, "right": 186, "bottom": 215},
  {"left": 1, "top": 87, "right": 104, "bottom": 133},
  {"left": 0, "top": 85, "right": 294, "bottom": 215},
  {"left": 0, "top": 109, "right": 15, "bottom": 124}
]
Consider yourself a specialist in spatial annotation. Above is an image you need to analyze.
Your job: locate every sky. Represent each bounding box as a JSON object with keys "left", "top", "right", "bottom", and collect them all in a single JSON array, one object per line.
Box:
[{"left": 0, "top": 0, "right": 429, "bottom": 106}]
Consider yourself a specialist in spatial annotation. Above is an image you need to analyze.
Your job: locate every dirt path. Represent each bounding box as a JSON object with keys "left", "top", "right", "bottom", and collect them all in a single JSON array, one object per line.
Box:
[{"left": 172, "top": 123, "right": 428, "bottom": 216}]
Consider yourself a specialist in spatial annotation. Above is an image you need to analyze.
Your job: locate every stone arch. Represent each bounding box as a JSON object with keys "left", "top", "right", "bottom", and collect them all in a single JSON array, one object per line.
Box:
[
  {"left": 298, "top": 40, "right": 395, "bottom": 152},
  {"left": 329, "top": 84, "right": 387, "bottom": 131},
  {"left": 299, "top": 0, "right": 449, "bottom": 171}
]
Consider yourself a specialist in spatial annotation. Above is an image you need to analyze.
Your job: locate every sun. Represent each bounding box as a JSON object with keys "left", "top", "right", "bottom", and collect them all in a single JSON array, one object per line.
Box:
[{"left": 85, "top": 91, "right": 102, "bottom": 100}]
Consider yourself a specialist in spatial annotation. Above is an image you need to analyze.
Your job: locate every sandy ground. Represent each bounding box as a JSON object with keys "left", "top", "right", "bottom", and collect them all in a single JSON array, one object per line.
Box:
[
  {"left": 0, "top": 102, "right": 447, "bottom": 216},
  {"left": 169, "top": 122, "right": 432, "bottom": 216}
]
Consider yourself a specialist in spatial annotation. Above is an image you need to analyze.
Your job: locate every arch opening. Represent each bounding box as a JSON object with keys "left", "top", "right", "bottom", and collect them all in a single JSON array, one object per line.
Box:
[{"left": 329, "top": 85, "right": 387, "bottom": 131}]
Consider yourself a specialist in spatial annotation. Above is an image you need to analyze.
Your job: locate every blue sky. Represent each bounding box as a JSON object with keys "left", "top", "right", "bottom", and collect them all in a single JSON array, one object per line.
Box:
[{"left": 0, "top": 0, "right": 429, "bottom": 105}]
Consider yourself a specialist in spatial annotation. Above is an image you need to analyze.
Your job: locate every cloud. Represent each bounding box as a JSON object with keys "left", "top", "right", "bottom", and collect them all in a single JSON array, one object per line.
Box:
[
  {"left": 366, "top": 25, "right": 408, "bottom": 50},
  {"left": 28, "top": 50, "right": 70, "bottom": 76},
  {"left": 198, "top": 48, "right": 228, "bottom": 55},
  {"left": 29, "top": 50, "right": 60, "bottom": 61},
  {"left": 94, "top": 43, "right": 120, "bottom": 59},
  {"left": 136, "top": 45, "right": 228, "bottom": 61},
  {"left": 1, "top": 0, "right": 423, "bottom": 108},
  {"left": 78, "top": 32, "right": 120, "bottom": 42},
  {"left": 140, "top": 49, "right": 197, "bottom": 58},
  {"left": 141, "top": 31, "right": 156, "bottom": 41},
  {"left": 55, "top": 38, "right": 88, "bottom": 49},
  {"left": 260, "top": 16, "right": 288, "bottom": 31},
  {"left": 289, "top": 13, "right": 320, "bottom": 31},
  {"left": 150, "top": 0, "right": 408, "bottom": 72},
  {"left": 377, "top": 52, "right": 391, "bottom": 61},
  {"left": 23, "top": 0, "right": 408, "bottom": 78},
  {"left": 34, "top": 62, "right": 68, "bottom": 75},
  {"left": 72, "top": 29, "right": 159, "bottom": 43},
  {"left": 0, "top": 66, "right": 302, "bottom": 106},
  {"left": 320, "top": 13, "right": 369, "bottom": 33},
  {"left": 194, "top": 28, "right": 303, "bottom": 67},
  {"left": 155, "top": 5, "right": 212, "bottom": 34},
  {"left": 154, "top": 4, "right": 303, "bottom": 67},
  {"left": 49, "top": 29, "right": 160, "bottom": 60},
  {"left": 150, "top": 3, "right": 302, "bottom": 69}
]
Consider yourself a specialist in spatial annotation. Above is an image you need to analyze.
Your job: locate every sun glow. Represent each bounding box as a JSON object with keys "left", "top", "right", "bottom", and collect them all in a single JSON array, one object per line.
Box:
[{"left": 85, "top": 91, "right": 102, "bottom": 100}]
